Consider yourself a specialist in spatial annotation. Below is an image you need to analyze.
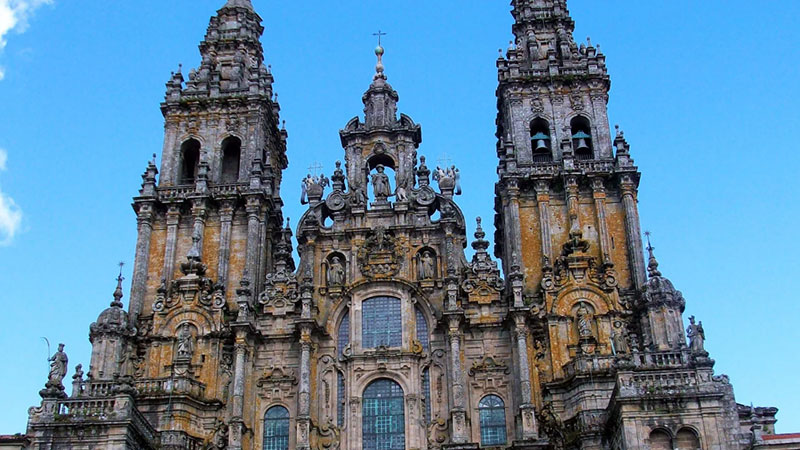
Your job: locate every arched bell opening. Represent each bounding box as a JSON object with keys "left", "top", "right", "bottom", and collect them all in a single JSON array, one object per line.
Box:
[
  {"left": 530, "top": 117, "right": 553, "bottom": 163},
  {"left": 570, "top": 116, "right": 594, "bottom": 160},
  {"left": 178, "top": 139, "right": 201, "bottom": 185},
  {"left": 220, "top": 136, "right": 242, "bottom": 183}
]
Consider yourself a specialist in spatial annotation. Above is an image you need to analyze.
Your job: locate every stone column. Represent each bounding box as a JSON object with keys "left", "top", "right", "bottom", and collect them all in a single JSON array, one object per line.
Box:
[
  {"left": 217, "top": 200, "right": 235, "bottom": 285},
  {"left": 190, "top": 198, "right": 208, "bottom": 255},
  {"left": 244, "top": 196, "right": 262, "bottom": 288},
  {"left": 620, "top": 174, "right": 646, "bottom": 288},
  {"left": 162, "top": 204, "right": 181, "bottom": 283},
  {"left": 229, "top": 339, "right": 248, "bottom": 450},
  {"left": 297, "top": 324, "right": 312, "bottom": 450},
  {"left": 129, "top": 202, "right": 154, "bottom": 325},
  {"left": 564, "top": 175, "right": 581, "bottom": 235},
  {"left": 591, "top": 177, "right": 612, "bottom": 264},
  {"left": 534, "top": 180, "right": 553, "bottom": 263},
  {"left": 502, "top": 178, "right": 523, "bottom": 271},
  {"left": 513, "top": 314, "right": 538, "bottom": 439},
  {"left": 447, "top": 316, "right": 468, "bottom": 444}
]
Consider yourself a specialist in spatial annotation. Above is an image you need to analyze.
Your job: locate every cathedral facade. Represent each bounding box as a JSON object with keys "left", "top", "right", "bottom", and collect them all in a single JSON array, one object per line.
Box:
[{"left": 19, "top": 1, "right": 794, "bottom": 449}]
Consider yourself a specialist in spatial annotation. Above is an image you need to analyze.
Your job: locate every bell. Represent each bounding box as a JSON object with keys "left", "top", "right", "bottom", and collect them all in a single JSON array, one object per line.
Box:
[
  {"left": 531, "top": 131, "right": 550, "bottom": 150},
  {"left": 572, "top": 130, "right": 592, "bottom": 151}
]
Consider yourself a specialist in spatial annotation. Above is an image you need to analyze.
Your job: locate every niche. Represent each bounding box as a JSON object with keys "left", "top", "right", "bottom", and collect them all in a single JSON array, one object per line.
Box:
[
  {"left": 366, "top": 154, "right": 396, "bottom": 204},
  {"left": 530, "top": 117, "right": 553, "bottom": 162}
]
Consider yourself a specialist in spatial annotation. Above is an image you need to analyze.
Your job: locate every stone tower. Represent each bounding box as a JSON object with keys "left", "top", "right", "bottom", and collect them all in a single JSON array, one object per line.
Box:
[
  {"left": 21, "top": 1, "right": 788, "bottom": 449},
  {"left": 493, "top": 0, "right": 750, "bottom": 448}
]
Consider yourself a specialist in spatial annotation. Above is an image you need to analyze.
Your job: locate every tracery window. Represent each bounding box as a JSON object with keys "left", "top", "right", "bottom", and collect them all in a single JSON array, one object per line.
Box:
[
  {"left": 362, "top": 297, "right": 402, "bottom": 348},
  {"left": 415, "top": 306, "right": 429, "bottom": 352},
  {"left": 362, "top": 379, "right": 405, "bottom": 450},
  {"left": 478, "top": 395, "right": 507, "bottom": 446},
  {"left": 263, "top": 406, "right": 290, "bottom": 450},
  {"left": 338, "top": 310, "right": 350, "bottom": 358}
]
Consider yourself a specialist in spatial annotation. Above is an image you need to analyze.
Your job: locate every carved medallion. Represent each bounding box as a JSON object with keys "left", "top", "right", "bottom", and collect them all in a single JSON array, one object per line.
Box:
[{"left": 357, "top": 227, "right": 402, "bottom": 279}]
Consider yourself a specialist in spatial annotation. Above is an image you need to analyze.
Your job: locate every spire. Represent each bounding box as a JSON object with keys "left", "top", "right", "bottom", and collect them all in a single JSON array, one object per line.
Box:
[
  {"left": 111, "top": 262, "right": 125, "bottom": 308},
  {"left": 471, "top": 217, "right": 490, "bottom": 254},
  {"left": 222, "top": 0, "right": 254, "bottom": 11},
  {"left": 645, "top": 231, "right": 661, "bottom": 277}
]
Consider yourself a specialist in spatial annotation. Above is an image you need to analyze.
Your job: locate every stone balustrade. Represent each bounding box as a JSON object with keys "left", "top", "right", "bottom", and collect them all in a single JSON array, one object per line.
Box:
[{"left": 135, "top": 376, "right": 207, "bottom": 401}]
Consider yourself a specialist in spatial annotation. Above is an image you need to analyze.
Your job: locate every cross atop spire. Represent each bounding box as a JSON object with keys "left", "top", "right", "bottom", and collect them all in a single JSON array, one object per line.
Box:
[
  {"left": 372, "top": 31, "right": 387, "bottom": 81},
  {"left": 111, "top": 262, "right": 125, "bottom": 308}
]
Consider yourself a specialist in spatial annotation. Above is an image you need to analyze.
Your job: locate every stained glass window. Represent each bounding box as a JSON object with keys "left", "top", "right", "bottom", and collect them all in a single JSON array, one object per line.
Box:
[
  {"left": 337, "top": 371, "right": 346, "bottom": 428},
  {"left": 263, "top": 406, "right": 290, "bottom": 450},
  {"left": 338, "top": 310, "right": 350, "bottom": 358},
  {"left": 422, "top": 368, "right": 431, "bottom": 423},
  {"left": 415, "top": 307, "right": 429, "bottom": 352},
  {"left": 362, "top": 379, "right": 405, "bottom": 450},
  {"left": 362, "top": 297, "right": 402, "bottom": 348},
  {"left": 478, "top": 395, "right": 507, "bottom": 446}
]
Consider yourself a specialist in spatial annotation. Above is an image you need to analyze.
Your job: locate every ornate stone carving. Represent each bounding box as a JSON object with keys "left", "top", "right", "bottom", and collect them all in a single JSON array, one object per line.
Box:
[
  {"left": 427, "top": 416, "right": 450, "bottom": 448},
  {"left": 357, "top": 227, "right": 402, "bottom": 278},
  {"left": 256, "top": 367, "right": 298, "bottom": 401},
  {"left": 310, "top": 421, "right": 340, "bottom": 450}
]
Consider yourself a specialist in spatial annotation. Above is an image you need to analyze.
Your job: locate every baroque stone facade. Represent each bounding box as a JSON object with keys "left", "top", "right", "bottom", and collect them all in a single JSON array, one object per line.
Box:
[{"left": 20, "top": 1, "right": 798, "bottom": 449}]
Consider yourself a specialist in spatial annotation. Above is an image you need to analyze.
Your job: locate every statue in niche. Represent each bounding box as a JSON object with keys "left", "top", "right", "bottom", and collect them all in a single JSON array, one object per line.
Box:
[
  {"left": 371, "top": 164, "right": 392, "bottom": 199},
  {"left": 611, "top": 324, "right": 628, "bottom": 355},
  {"left": 576, "top": 303, "right": 593, "bottom": 339},
  {"left": 687, "top": 316, "right": 706, "bottom": 354},
  {"left": 47, "top": 343, "right": 69, "bottom": 388},
  {"left": 176, "top": 325, "right": 195, "bottom": 360},
  {"left": 419, "top": 251, "right": 435, "bottom": 280},
  {"left": 327, "top": 256, "right": 345, "bottom": 286}
]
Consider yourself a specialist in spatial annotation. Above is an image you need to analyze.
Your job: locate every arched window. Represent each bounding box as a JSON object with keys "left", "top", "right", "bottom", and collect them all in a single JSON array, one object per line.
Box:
[
  {"left": 649, "top": 429, "right": 672, "bottom": 450},
  {"left": 478, "top": 395, "right": 507, "bottom": 446},
  {"left": 263, "top": 406, "right": 290, "bottom": 450},
  {"left": 362, "top": 297, "right": 402, "bottom": 348},
  {"left": 221, "top": 136, "right": 241, "bottom": 183},
  {"left": 421, "top": 367, "right": 431, "bottom": 423},
  {"left": 362, "top": 379, "right": 405, "bottom": 450},
  {"left": 179, "top": 139, "right": 201, "bottom": 184},
  {"left": 337, "top": 310, "right": 350, "bottom": 358},
  {"left": 415, "top": 306, "right": 429, "bottom": 352},
  {"left": 337, "top": 371, "right": 346, "bottom": 428},
  {"left": 530, "top": 118, "right": 552, "bottom": 163},
  {"left": 676, "top": 428, "right": 701, "bottom": 450}
]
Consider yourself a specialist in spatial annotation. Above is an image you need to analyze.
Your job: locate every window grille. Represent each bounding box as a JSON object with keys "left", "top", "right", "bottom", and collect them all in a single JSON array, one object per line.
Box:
[
  {"left": 362, "top": 297, "right": 402, "bottom": 348},
  {"left": 478, "top": 395, "right": 507, "bottom": 446},
  {"left": 263, "top": 406, "right": 290, "bottom": 450},
  {"left": 362, "top": 379, "right": 405, "bottom": 450},
  {"left": 422, "top": 368, "right": 431, "bottom": 423},
  {"left": 337, "top": 371, "right": 346, "bottom": 428},
  {"left": 338, "top": 310, "right": 350, "bottom": 358},
  {"left": 415, "top": 307, "right": 429, "bottom": 352}
]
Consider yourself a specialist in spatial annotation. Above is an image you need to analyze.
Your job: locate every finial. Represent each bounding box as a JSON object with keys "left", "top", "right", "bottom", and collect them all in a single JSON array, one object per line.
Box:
[
  {"left": 177, "top": 63, "right": 182, "bottom": 74},
  {"left": 151, "top": 153, "right": 157, "bottom": 165},
  {"left": 586, "top": 36, "right": 592, "bottom": 46},
  {"left": 187, "top": 230, "right": 202, "bottom": 260},
  {"left": 111, "top": 262, "right": 125, "bottom": 307},
  {"left": 267, "top": 64, "right": 272, "bottom": 73},
  {"left": 644, "top": 231, "right": 661, "bottom": 277},
  {"left": 281, "top": 120, "right": 286, "bottom": 130},
  {"left": 508, "top": 40, "right": 515, "bottom": 51},
  {"left": 373, "top": 30, "right": 387, "bottom": 79},
  {"left": 285, "top": 217, "right": 291, "bottom": 229}
]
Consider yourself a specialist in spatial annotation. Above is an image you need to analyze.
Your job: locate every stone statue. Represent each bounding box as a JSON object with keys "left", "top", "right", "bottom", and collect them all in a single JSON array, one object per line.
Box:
[
  {"left": 47, "top": 343, "right": 68, "bottom": 388},
  {"left": 576, "top": 304, "right": 593, "bottom": 338},
  {"left": 176, "top": 325, "right": 195, "bottom": 360},
  {"left": 371, "top": 164, "right": 391, "bottom": 199},
  {"left": 419, "top": 251, "right": 435, "bottom": 280},
  {"left": 687, "top": 315, "right": 706, "bottom": 354},
  {"left": 327, "top": 256, "right": 345, "bottom": 286},
  {"left": 611, "top": 327, "right": 628, "bottom": 355},
  {"left": 395, "top": 186, "right": 408, "bottom": 202}
]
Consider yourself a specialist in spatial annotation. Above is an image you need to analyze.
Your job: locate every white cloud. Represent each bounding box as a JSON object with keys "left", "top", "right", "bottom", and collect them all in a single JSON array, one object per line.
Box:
[
  {"left": 0, "top": 149, "right": 21, "bottom": 245},
  {"left": 0, "top": 187, "right": 21, "bottom": 245},
  {"left": 0, "top": 66, "right": 4, "bottom": 80},
  {"left": 0, "top": 0, "right": 52, "bottom": 51}
]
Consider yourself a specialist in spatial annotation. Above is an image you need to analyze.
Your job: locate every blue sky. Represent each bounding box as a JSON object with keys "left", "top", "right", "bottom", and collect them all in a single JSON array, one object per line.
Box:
[{"left": 1, "top": 0, "right": 799, "bottom": 435}]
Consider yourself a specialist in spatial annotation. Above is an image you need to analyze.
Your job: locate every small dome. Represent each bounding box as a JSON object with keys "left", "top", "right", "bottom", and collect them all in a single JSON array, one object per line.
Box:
[{"left": 375, "top": 45, "right": 384, "bottom": 56}]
